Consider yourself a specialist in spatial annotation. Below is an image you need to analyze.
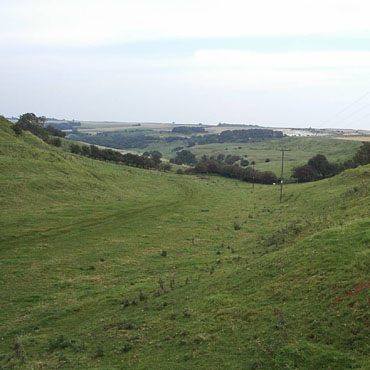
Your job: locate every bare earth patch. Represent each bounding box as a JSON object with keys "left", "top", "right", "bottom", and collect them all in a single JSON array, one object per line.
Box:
[{"left": 332, "top": 281, "right": 370, "bottom": 307}]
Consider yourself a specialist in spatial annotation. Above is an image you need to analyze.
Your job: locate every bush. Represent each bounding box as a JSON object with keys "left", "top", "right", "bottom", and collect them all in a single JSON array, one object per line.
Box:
[
  {"left": 12, "top": 123, "right": 23, "bottom": 136},
  {"left": 292, "top": 164, "right": 317, "bottom": 182},
  {"left": 51, "top": 138, "right": 62, "bottom": 147},
  {"left": 170, "top": 150, "right": 197, "bottom": 165},
  {"left": 353, "top": 142, "right": 370, "bottom": 166},
  {"left": 233, "top": 222, "right": 241, "bottom": 230},
  {"left": 70, "top": 143, "right": 82, "bottom": 154}
]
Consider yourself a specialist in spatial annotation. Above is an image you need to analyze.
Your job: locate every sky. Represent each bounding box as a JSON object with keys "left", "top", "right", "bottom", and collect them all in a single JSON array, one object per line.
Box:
[{"left": 1, "top": 0, "right": 370, "bottom": 129}]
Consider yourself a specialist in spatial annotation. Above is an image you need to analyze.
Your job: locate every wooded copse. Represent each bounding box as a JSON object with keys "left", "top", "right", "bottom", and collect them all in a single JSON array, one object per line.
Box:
[{"left": 292, "top": 143, "right": 370, "bottom": 182}]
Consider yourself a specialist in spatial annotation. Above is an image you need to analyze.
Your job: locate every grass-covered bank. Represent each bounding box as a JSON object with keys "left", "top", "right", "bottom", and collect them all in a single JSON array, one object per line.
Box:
[{"left": 0, "top": 117, "right": 369, "bottom": 369}]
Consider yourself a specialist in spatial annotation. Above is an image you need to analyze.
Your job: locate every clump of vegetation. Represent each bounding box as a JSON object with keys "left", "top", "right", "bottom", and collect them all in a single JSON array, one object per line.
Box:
[
  {"left": 170, "top": 150, "right": 197, "bottom": 165},
  {"left": 48, "top": 335, "right": 73, "bottom": 351},
  {"left": 70, "top": 142, "right": 169, "bottom": 171},
  {"left": 171, "top": 126, "right": 206, "bottom": 134},
  {"left": 13, "top": 113, "right": 66, "bottom": 145},
  {"left": 189, "top": 159, "right": 278, "bottom": 184},
  {"left": 94, "top": 345, "right": 104, "bottom": 358},
  {"left": 13, "top": 335, "right": 28, "bottom": 362},
  {"left": 233, "top": 222, "right": 241, "bottom": 230},
  {"left": 293, "top": 144, "right": 370, "bottom": 183}
]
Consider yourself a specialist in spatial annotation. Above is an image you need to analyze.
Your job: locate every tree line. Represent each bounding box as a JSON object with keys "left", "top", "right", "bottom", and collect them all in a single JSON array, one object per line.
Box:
[
  {"left": 69, "top": 128, "right": 283, "bottom": 151},
  {"left": 171, "top": 150, "right": 278, "bottom": 184},
  {"left": 70, "top": 143, "right": 171, "bottom": 171},
  {"left": 188, "top": 159, "right": 278, "bottom": 184},
  {"left": 292, "top": 143, "right": 370, "bottom": 182}
]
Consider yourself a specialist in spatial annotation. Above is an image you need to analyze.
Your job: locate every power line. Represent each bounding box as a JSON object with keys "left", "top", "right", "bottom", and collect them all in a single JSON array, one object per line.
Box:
[
  {"left": 349, "top": 109, "right": 370, "bottom": 126},
  {"left": 323, "top": 91, "right": 370, "bottom": 125},
  {"left": 278, "top": 149, "right": 291, "bottom": 203},
  {"left": 335, "top": 101, "right": 370, "bottom": 124}
]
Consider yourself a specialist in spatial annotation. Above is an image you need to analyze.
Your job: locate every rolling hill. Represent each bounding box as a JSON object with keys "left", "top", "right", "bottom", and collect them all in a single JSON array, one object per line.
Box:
[{"left": 0, "top": 116, "right": 369, "bottom": 369}]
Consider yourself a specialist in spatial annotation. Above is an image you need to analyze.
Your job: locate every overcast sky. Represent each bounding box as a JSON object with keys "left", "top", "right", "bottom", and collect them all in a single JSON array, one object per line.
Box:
[{"left": 1, "top": 0, "right": 370, "bottom": 129}]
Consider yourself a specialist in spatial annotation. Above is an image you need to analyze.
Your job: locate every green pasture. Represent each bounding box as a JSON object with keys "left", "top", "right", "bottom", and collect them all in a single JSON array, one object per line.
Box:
[
  {"left": 188, "top": 137, "right": 361, "bottom": 179},
  {"left": 0, "top": 117, "right": 369, "bottom": 369}
]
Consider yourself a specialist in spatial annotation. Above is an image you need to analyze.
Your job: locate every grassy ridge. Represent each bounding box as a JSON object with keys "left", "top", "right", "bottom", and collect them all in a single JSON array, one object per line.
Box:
[{"left": 0, "top": 117, "right": 369, "bottom": 369}]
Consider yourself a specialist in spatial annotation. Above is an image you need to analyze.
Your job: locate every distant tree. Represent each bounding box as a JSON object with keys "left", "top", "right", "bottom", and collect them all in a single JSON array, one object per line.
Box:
[
  {"left": 89, "top": 145, "right": 101, "bottom": 159},
  {"left": 17, "top": 113, "right": 47, "bottom": 139},
  {"left": 12, "top": 123, "right": 23, "bottom": 136},
  {"left": 159, "top": 162, "right": 172, "bottom": 172},
  {"left": 170, "top": 150, "right": 197, "bottom": 165},
  {"left": 45, "top": 125, "right": 66, "bottom": 137},
  {"left": 240, "top": 159, "right": 249, "bottom": 167},
  {"left": 81, "top": 145, "right": 91, "bottom": 156},
  {"left": 18, "top": 113, "right": 45, "bottom": 129},
  {"left": 225, "top": 155, "right": 241, "bottom": 165},
  {"left": 292, "top": 164, "right": 317, "bottom": 182},
  {"left": 172, "top": 126, "right": 206, "bottom": 134},
  {"left": 51, "top": 137, "right": 62, "bottom": 147},
  {"left": 353, "top": 142, "right": 370, "bottom": 166},
  {"left": 70, "top": 143, "right": 81, "bottom": 154},
  {"left": 307, "top": 154, "right": 332, "bottom": 178},
  {"left": 256, "top": 171, "right": 278, "bottom": 184},
  {"left": 150, "top": 150, "right": 162, "bottom": 158},
  {"left": 217, "top": 153, "right": 225, "bottom": 161}
]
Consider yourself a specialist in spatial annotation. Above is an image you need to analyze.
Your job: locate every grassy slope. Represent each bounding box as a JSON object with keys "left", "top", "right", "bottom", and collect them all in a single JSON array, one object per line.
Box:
[{"left": 0, "top": 117, "right": 369, "bottom": 369}]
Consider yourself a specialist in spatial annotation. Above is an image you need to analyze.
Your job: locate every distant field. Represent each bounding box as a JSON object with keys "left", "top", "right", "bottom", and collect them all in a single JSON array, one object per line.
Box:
[
  {"left": 79, "top": 121, "right": 175, "bottom": 134},
  {"left": 333, "top": 135, "right": 370, "bottom": 142},
  {"left": 139, "top": 136, "right": 361, "bottom": 179}
]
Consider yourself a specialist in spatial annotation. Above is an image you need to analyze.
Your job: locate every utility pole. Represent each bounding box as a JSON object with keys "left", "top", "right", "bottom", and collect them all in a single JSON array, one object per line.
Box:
[
  {"left": 279, "top": 149, "right": 290, "bottom": 203},
  {"left": 251, "top": 161, "right": 255, "bottom": 190}
]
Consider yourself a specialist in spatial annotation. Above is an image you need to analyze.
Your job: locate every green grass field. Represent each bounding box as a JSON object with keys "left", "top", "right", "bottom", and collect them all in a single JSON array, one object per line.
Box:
[
  {"left": 138, "top": 136, "right": 360, "bottom": 179},
  {"left": 0, "top": 117, "right": 369, "bottom": 369}
]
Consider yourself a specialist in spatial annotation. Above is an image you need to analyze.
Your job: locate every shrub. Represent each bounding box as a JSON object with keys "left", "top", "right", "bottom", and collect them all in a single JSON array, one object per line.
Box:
[
  {"left": 233, "top": 222, "right": 241, "bottom": 230},
  {"left": 12, "top": 123, "right": 23, "bottom": 136},
  {"left": 51, "top": 138, "right": 62, "bottom": 147},
  {"left": 70, "top": 143, "right": 82, "bottom": 154},
  {"left": 353, "top": 142, "right": 370, "bottom": 166}
]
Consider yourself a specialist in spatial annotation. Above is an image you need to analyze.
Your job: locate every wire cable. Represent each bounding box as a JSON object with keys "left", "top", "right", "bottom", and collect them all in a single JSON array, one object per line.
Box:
[{"left": 323, "top": 91, "right": 370, "bottom": 125}]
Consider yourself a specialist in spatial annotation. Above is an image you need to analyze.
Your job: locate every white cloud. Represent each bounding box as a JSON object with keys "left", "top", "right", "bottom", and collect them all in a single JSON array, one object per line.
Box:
[{"left": 1, "top": 0, "right": 370, "bottom": 46}]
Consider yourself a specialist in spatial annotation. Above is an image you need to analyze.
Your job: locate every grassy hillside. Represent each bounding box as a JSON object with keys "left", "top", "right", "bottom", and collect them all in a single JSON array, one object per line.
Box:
[{"left": 0, "top": 117, "right": 369, "bottom": 369}]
